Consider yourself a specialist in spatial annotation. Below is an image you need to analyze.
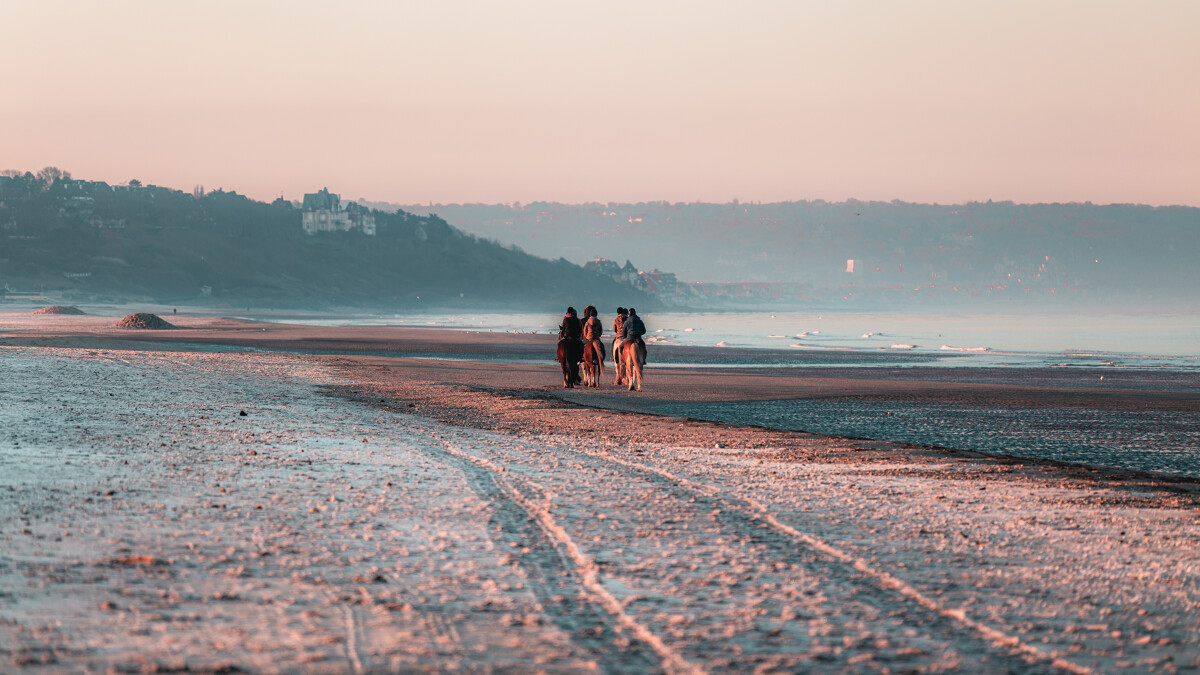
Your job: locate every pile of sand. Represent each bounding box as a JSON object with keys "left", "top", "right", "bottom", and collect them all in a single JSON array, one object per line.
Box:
[
  {"left": 113, "top": 313, "right": 175, "bottom": 330},
  {"left": 31, "top": 305, "right": 86, "bottom": 315}
]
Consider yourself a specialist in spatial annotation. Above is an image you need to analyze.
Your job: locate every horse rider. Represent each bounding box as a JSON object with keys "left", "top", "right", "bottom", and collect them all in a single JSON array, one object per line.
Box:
[
  {"left": 558, "top": 306, "right": 584, "bottom": 385},
  {"left": 582, "top": 305, "right": 605, "bottom": 359},
  {"left": 611, "top": 307, "right": 628, "bottom": 363},
  {"left": 622, "top": 307, "right": 647, "bottom": 362}
]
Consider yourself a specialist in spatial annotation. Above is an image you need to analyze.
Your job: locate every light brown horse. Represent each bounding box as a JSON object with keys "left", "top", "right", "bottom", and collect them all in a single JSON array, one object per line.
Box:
[
  {"left": 613, "top": 339, "right": 627, "bottom": 386},
  {"left": 581, "top": 339, "right": 605, "bottom": 387},
  {"left": 621, "top": 338, "right": 646, "bottom": 391}
]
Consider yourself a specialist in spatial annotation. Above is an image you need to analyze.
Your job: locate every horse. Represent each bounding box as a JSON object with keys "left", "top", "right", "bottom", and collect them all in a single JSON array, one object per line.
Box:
[
  {"left": 612, "top": 338, "right": 626, "bottom": 386},
  {"left": 581, "top": 339, "right": 605, "bottom": 387},
  {"left": 556, "top": 338, "right": 583, "bottom": 388},
  {"left": 621, "top": 338, "right": 646, "bottom": 391}
]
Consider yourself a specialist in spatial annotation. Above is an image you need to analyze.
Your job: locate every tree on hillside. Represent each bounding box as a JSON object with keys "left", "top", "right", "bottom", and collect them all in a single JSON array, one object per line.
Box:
[{"left": 35, "top": 166, "right": 71, "bottom": 189}]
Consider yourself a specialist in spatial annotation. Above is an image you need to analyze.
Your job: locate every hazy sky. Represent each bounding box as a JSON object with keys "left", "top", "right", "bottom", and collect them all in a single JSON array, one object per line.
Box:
[{"left": 3, "top": 1, "right": 1197, "bottom": 206}]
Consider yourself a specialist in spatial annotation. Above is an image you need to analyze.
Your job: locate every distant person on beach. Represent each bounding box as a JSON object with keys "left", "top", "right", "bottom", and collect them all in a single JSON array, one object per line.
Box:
[
  {"left": 622, "top": 307, "right": 645, "bottom": 341},
  {"left": 612, "top": 307, "right": 628, "bottom": 360},
  {"left": 582, "top": 304, "right": 605, "bottom": 359},
  {"left": 622, "top": 307, "right": 647, "bottom": 363},
  {"left": 558, "top": 306, "right": 583, "bottom": 385},
  {"left": 559, "top": 306, "right": 582, "bottom": 341},
  {"left": 582, "top": 305, "right": 603, "bottom": 341}
]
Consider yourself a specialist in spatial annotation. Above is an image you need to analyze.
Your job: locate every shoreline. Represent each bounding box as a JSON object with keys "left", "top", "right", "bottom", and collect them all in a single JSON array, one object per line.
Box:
[{"left": 3, "top": 315, "right": 1199, "bottom": 482}]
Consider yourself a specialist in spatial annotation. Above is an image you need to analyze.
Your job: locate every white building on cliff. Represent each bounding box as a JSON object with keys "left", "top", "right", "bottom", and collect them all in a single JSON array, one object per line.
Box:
[{"left": 301, "top": 188, "right": 375, "bottom": 236}]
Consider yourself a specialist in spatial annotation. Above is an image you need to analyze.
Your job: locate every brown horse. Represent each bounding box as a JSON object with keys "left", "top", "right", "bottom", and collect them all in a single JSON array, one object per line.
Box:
[
  {"left": 621, "top": 338, "right": 646, "bottom": 391},
  {"left": 612, "top": 339, "right": 626, "bottom": 386},
  {"left": 557, "top": 338, "right": 583, "bottom": 388},
  {"left": 581, "top": 339, "right": 605, "bottom": 387}
]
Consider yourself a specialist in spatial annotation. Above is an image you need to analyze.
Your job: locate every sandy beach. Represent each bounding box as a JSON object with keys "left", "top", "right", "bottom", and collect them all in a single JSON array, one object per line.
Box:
[{"left": 2, "top": 314, "right": 1199, "bottom": 673}]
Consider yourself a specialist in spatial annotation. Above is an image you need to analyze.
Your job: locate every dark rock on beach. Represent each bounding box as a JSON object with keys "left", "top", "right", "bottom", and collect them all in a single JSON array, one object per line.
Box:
[
  {"left": 31, "top": 305, "right": 86, "bottom": 315},
  {"left": 113, "top": 313, "right": 175, "bottom": 330}
]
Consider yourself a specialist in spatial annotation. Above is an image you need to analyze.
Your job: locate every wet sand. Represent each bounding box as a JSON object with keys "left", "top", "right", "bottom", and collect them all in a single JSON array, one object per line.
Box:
[
  {"left": 3, "top": 315, "right": 1200, "bottom": 672},
  {"left": 7, "top": 315, "right": 1199, "bottom": 413}
]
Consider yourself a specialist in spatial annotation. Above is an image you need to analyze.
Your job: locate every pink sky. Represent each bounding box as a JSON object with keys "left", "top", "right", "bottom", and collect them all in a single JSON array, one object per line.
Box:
[{"left": 3, "top": 1, "right": 1197, "bottom": 206}]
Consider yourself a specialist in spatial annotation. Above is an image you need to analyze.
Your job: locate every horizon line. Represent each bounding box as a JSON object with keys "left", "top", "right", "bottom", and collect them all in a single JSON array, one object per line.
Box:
[{"left": 5, "top": 168, "right": 1197, "bottom": 210}]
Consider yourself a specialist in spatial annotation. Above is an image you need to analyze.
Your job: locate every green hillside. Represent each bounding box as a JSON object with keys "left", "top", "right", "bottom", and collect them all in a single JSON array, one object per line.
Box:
[{"left": 0, "top": 171, "right": 651, "bottom": 311}]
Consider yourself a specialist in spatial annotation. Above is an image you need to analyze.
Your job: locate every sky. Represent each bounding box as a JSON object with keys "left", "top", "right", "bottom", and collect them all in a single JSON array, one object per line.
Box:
[{"left": 2, "top": 1, "right": 1198, "bottom": 206}]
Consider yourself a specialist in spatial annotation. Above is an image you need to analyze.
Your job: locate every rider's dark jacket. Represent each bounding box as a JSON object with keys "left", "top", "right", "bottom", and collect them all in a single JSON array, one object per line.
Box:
[
  {"left": 621, "top": 314, "right": 646, "bottom": 341},
  {"left": 559, "top": 315, "right": 582, "bottom": 341}
]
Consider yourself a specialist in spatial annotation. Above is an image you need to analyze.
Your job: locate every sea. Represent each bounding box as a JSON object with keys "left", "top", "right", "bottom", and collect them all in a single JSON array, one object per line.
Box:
[{"left": 246, "top": 308, "right": 1200, "bottom": 478}]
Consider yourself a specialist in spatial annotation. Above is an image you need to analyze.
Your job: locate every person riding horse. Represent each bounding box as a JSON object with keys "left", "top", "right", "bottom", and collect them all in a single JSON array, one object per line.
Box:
[
  {"left": 558, "top": 306, "right": 584, "bottom": 387},
  {"left": 579, "top": 305, "right": 606, "bottom": 386},
  {"left": 611, "top": 307, "right": 627, "bottom": 361},
  {"left": 619, "top": 307, "right": 648, "bottom": 390},
  {"left": 611, "top": 307, "right": 628, "bottom": 385},
  {"left": 622, "top": 307, "right": 646, "bottom": 355},
  {"left": 582, "top": 305, "right": 605, "bottom": 358}
]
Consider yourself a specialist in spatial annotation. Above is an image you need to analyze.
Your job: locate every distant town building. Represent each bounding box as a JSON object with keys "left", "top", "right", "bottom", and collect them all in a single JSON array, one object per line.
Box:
[
  {"left": 619, "top": 260, "right": 642, "bottom": 287},
  {"left": 584, "top": 257, "right": 651, "bottom": 290},
  {"left": 301, "top": 188, "right": 375, "bottom": 236},
  {"left": 583, "top": 257, "right": 622, "bottom": 277},
  {"left": 584, "top": 257, "right": 689, "bottom": 302},
  {"left": 641, "top": 269, "right": 678, "bottom": 296}
]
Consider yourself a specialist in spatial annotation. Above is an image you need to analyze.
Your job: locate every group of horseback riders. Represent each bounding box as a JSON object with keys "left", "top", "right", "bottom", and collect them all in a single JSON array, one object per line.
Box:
[{"left": 557, "top": 305, "right": 647, "bottom": 390}]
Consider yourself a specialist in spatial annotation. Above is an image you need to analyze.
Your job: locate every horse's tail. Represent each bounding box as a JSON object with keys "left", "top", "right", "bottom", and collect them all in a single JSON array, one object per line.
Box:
[{"left": 592, "top": 339, "right": 605, "bottom": 374}]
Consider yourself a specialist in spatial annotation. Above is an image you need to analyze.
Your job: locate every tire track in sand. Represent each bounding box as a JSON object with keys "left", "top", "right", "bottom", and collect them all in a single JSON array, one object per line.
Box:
[
  {"left": 379, "top": 410, "right": 1078, "bottom": 672},
  {"left": 561, "top": 444, "right": 1095, "bottom": 675},
  {"left": 422, "top": 441, "right": 705, "bottom": 675},
  {"left": 340, "top": 604, "right": 366, "bottom": 675}
]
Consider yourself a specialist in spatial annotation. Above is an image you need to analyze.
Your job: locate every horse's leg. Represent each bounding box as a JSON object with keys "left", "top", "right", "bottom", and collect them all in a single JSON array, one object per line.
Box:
[
  {"left": 634, "top": 357, "right": 642, "bottom": 391},
  {"left": 571, "top": 343, "right": 583, "bottom": 385},
  {"left": 628, "top": 348, "right": 644, "bottom": 391},
  {"left": 592, "top": 342, "right": 603, "bottom": 385},
  {"left": 557, "top": 343, "right": 569, "bottom": 387},
  {"left": 582, "top": 348, "right": 594, "bottom": 387}
]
